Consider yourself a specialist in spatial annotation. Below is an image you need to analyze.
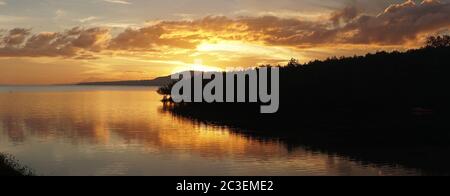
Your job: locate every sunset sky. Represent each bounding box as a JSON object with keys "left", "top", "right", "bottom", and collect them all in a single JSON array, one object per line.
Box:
[{"left": 0, "top": 0, "right": 449, "bottom": 84}]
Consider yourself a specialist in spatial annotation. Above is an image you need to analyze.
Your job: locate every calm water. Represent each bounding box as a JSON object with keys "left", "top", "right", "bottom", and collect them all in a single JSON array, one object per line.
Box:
[{"left": 0, "top": 86, "right": 421, "bottom": 176}]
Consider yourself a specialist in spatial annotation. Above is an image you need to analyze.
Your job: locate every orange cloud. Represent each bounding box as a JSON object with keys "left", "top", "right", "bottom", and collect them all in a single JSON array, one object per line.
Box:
[
  {"left": 0, "top": 0, "right": 448, "bottom": 58},
  {"left": 110, "top": 0, "right": 449, "bottom": 49},
  {"left": 109, "top": 16, "right": 250, "bottom": 51}
]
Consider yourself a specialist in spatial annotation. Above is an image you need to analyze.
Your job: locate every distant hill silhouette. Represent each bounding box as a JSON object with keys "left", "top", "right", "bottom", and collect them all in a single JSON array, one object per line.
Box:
[{"left": 77, "top": 75, "right": 173, "bottom": 86}]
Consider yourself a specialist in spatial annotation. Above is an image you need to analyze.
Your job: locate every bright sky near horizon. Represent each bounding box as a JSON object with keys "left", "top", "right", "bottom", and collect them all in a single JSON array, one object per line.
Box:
[{"left": 0, "top": 0, "right": 449, "bottom": 84}]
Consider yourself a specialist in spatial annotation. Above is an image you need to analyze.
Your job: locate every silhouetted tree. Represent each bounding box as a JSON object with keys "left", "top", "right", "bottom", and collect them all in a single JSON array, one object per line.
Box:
[
  {"left": 426, "top": 35, "right": 450, "bottom": 48},
  {"left": 157, "top": 82, "right": 175, "bottom": 102},
  {"left": 287, "top": 58, "right": 300, "bottom": 67}
]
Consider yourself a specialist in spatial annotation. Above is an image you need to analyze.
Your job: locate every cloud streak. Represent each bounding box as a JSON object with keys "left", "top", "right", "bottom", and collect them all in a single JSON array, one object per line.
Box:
[{"left": 102, "top": 0, "right": 132, "bottom": 5}]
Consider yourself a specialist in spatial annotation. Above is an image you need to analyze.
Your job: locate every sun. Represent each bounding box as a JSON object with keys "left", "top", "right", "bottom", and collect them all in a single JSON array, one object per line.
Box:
[{"left": 171, "top": 59, "right": 223, "bottom": 74}]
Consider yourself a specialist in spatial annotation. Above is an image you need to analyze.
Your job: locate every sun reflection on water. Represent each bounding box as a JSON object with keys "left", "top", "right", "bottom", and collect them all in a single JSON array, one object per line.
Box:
[{"left": 0, "top": 86, "right": 420, "bottom": 176}]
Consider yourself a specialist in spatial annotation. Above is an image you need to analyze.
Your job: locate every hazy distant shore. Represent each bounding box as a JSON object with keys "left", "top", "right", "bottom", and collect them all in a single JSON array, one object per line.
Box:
[{"left": 76, "top": 76, "right": 173, "bottom": 87}]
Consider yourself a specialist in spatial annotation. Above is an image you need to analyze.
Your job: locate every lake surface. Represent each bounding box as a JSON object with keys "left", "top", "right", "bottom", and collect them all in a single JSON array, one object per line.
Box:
[{"left": 0, "top": 86, "right": 421, "bottom": 176}]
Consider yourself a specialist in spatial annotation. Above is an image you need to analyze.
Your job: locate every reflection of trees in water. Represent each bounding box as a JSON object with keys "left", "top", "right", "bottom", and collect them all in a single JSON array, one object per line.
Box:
[{"left": 163, "top": 102, "right": 450, "bottom": 175}]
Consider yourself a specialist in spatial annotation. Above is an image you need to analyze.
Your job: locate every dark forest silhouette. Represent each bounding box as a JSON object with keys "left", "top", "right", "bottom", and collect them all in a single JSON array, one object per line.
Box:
[{"left": 159, "top": 35, "right": 450, "bottom": 174}]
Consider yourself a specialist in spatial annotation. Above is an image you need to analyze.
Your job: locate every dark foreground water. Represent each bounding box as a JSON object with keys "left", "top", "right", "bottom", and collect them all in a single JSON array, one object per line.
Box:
[{"left": 0, "top": 86, "right": 421, "bottom": 176}]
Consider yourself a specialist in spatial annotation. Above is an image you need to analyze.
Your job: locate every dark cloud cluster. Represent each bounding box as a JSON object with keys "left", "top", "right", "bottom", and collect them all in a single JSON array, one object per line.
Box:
[
  {"left": 1, "top": 28, "right": 31, "bottom": 47},
  {"left": 238, "top": 0, "right": 449, "bottom": 46},
  {"left": 340, "top": 0, "right": 450, "bottom": 45},
  {"left": 0, "top": 0, "right": 448, "bottom": 58},
  {"left": 330, "top": 6, "right": 359, "bottom": 27},
  {"left": 0, "top": 27, "right": 110, "bottom": 58}
]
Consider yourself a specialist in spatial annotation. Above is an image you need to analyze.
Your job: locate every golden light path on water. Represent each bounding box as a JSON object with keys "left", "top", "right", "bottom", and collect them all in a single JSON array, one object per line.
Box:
[{"left": 0, "top": 86, "right": 420, "bottom": 176}]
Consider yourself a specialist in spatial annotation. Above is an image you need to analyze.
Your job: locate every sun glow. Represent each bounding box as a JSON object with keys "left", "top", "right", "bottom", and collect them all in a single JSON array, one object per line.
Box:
[
  {"left": 197, "top": 40, "right": 300, "bottom": 61},
  {"left": 171, "top": 59, "right": 224, "bottom": 74}
]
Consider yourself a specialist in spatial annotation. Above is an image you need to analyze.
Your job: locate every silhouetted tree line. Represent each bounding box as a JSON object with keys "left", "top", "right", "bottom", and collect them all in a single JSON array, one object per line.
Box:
[
  {"left": 161, "top": 36, "right": 450, "bottom": 132},
  {"left": 159, "top": 36, "right": 450, "bottom": 174},
  {"left": 160, "top": 36, "right": 450, "bottom": 121},
  {"left": 426, "top": 35, "right": 450, "bottom": 48}
]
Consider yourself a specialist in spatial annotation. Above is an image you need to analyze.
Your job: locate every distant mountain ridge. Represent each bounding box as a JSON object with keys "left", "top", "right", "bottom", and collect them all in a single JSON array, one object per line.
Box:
[{"left": 77, "top": 75, "right": 172, "bottom": 86}]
